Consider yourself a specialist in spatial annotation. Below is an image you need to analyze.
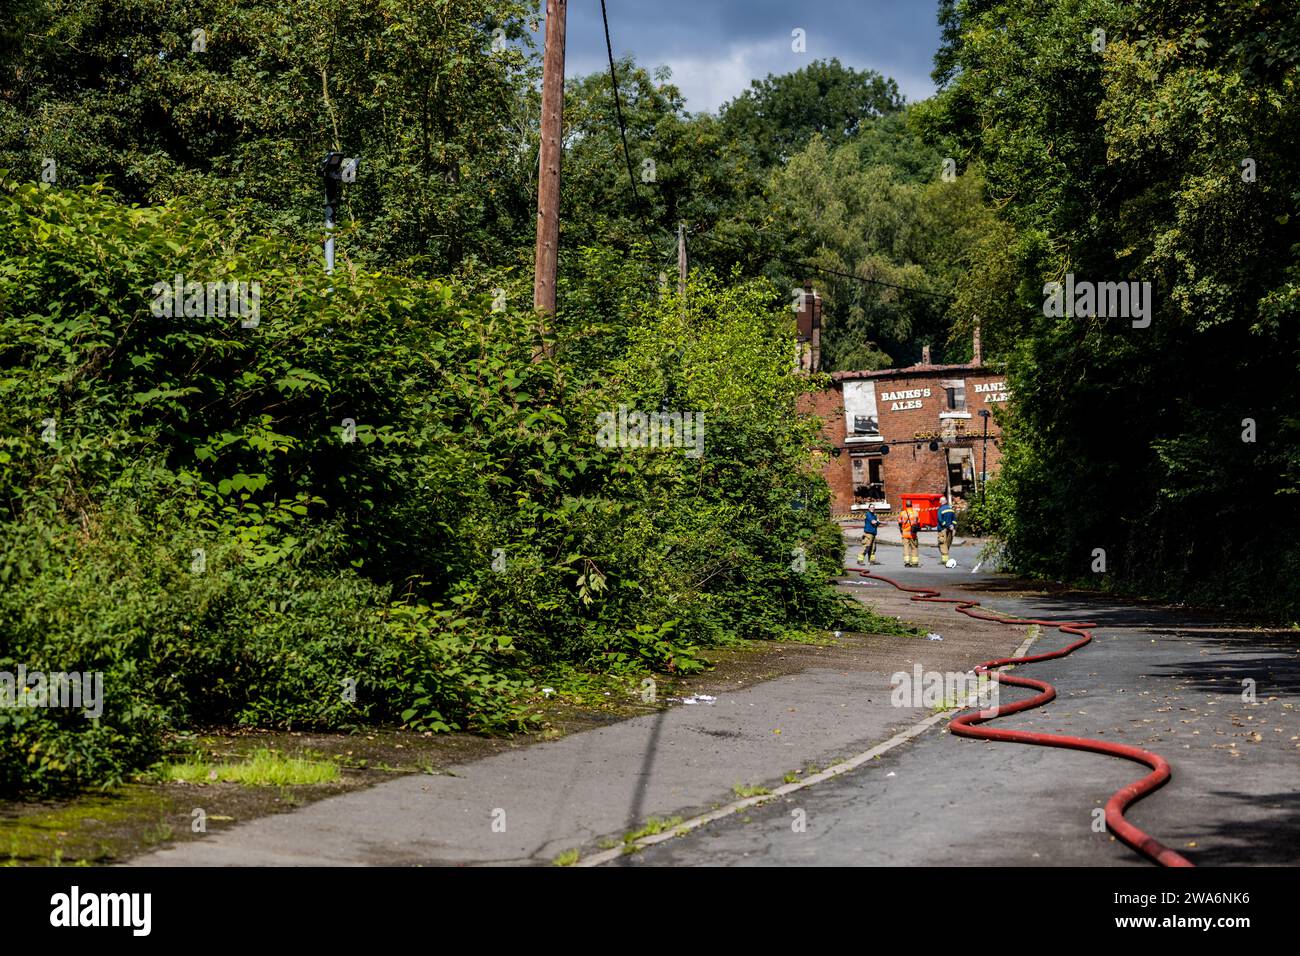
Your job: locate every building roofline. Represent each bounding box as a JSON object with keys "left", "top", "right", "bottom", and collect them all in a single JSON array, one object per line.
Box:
[{"left": 830, "top": 362, "right": 996, "bottom": 382}]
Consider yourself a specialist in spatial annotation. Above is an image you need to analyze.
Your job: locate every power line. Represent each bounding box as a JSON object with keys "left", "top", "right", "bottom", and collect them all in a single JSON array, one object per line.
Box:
[
  {"left": 690, "top": 226, "right": 956, "bottom": 302},
  {"left": 600, "top": 0, "right": 659, "bottom": 255},
  {"left": 597, "top": 6, "right": 954, "bottom": 304}
]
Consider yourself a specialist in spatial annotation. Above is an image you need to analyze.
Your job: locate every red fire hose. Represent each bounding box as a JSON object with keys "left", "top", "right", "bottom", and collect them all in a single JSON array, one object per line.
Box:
[{"left": 853, "top": 568, "right": 1194, "bottom": 868}]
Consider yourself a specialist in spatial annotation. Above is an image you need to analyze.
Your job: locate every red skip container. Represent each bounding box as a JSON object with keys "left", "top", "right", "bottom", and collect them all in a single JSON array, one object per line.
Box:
[{"left": 899, "top": 493, "right": 944, "bottom": 531}]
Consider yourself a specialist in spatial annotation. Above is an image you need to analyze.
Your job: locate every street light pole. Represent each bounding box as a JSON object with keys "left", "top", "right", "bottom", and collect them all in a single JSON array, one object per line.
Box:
[
  {"left": 324, "top": 196, "right": 336, "bottom": 276},
  {"left": 978, "top": 408, "right": 990, "bottom": 503},
  {"left": 320, "top": 151, "right": 352, "bottom": 276},
  {"left": 678, "top": 221, "right": 687, "bottom": 296}
]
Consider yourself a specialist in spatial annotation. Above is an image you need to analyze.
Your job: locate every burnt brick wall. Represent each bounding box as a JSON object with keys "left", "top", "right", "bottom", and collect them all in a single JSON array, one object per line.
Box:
[
  {"left": 796, "top": 386, "right": 852, "bottom": 509},
  {"left": 802, "top": 368, "right": 1010, "bottom": 515}
]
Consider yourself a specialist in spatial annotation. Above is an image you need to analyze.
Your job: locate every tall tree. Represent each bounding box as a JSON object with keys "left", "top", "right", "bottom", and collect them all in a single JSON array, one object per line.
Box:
[
  {"left": 0, "top": 0, "right": 541, "bottom": 273},
  {"left": 925, "top": 0, "right": 1300, "bottom": 615},
  {"left": 558, "top": 58, "right": 758, "bottom": 262},
  {"left": 720, "top": 58, "right": 904, "bottom": 168}
]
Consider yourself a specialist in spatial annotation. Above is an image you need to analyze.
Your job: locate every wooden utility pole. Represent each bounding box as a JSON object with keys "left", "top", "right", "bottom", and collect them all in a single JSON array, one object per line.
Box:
[{"left": 533, "top": 0, "right": 567, "bottom": 342}]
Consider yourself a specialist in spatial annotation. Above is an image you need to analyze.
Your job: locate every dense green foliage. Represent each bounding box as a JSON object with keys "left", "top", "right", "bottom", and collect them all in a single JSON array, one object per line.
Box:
[
  {"left": 3, "top": 0, "right": 1293, "bottom": 796},
  {"left": 0, "top": 1, "right": 967, "bottom": 370},
  {"left": 0, "top": 175, "right": 865, "bottom": 794},
  {"left": 924, "top": 0, "right": 1300, "bottom": 616},
  {"left": 718, "top": 58, "right": 903, "bottom": 168},
  {"left": 765, "top": 117, "right": 994, "bottom": 370},
  {"left": 955, "top": 476, "right": 1014, "bottom": 539},
  {"left": 0, "top": 0, "right": 541, "bottom": 273}
]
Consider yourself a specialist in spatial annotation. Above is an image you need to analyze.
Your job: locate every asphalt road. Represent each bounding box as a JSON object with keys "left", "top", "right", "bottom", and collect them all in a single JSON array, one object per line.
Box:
[
  {"left": 131, "top": 533, "right": 1029, "bottom": 866},
  {"left": 128, "top": 532, "right": 1297, "bottom": 867},
  {"left": 627, "top": 537, "right": 1300, "bottom": 866}
]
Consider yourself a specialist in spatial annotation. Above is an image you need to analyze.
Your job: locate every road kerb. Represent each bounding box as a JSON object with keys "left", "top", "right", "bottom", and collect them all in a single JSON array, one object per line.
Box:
[{"left": 576, "top": 620, "right": 1042, "bottom": 867}]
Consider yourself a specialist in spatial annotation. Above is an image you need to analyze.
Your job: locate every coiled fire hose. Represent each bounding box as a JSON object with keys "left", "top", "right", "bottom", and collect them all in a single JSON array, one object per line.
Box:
[{"left": 852, "top": 568, "right": 1194, "bottom": 868}]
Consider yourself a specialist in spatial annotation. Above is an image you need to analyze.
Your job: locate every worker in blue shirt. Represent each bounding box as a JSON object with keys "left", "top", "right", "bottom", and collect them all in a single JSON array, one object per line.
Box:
[
  {"left": 937, "top": 496, "right": 957, "bottom": 566},
  {"left": 857, "top": 509, "right": 881, "bottom": 565}
]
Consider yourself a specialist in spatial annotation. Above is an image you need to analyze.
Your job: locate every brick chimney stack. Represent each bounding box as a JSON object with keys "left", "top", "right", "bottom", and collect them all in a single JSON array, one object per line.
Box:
[
  {"left": 972, "top": 318, "right": 982, "bottom": 367},
  {"left": 795, "top": 283, "right": 821, "bottom": 373},
  {"left": 921, "top": 344, "right": 931, "bottom": 365}
]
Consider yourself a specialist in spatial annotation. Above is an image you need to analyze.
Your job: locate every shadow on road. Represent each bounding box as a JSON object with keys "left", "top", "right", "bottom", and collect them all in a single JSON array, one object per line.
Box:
[
  {"left": 1144, "top": 629, "right": 1300, "bottom": 697},
  {"left": 1184, "top": 790, "right": 1300, "bottom": 865},
  {"left": 612, "top": 706, "right": 670, "bottom": 866}
]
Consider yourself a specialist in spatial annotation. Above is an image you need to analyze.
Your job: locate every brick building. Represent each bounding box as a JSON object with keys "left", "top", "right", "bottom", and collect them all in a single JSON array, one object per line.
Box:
[{"left": 797, "top": 300, "right": 1009, "bottom": 515}]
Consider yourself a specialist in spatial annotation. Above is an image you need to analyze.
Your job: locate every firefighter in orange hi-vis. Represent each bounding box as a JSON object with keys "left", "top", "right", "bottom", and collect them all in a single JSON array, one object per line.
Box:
[{"left": 899, "top": 502, "right": 922, "bottom": 567}]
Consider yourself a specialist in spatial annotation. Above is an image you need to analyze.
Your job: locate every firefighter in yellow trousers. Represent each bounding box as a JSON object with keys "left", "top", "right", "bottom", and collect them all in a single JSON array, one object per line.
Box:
[
  {"left": 899, "top": 502, "right": 921, "bottom": 567},
  {"left": 857, "top": 508, "right": 881, "bottom": 564},
  {"left": 937, "top": 496, "right": 956, "bottom": 566}
]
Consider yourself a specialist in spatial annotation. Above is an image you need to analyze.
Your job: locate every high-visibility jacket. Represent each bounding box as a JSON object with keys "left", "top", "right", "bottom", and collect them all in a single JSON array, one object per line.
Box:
[
  {"left": 937, "top": 504, "right": 956, "bottom": 531},
  {"left": 899, "top": 506, "right": 921, "bottom": 540}
]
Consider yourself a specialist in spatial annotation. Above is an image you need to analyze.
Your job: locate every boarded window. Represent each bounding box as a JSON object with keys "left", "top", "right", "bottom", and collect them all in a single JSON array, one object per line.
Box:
[
  {"left": 851, "top": 455, "right": 886, "bottom": 506},
  {"left": 843, "top": 380, "right": 880, "bottom": 437},
  {"left": 940, "top": 379, "right": 967, "bottom": 412}
]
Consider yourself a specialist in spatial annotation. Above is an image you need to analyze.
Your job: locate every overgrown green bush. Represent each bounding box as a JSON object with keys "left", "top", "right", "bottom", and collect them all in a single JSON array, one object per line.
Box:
[
  {"left": 956, "top": 476, "right": 1014, "bottom": 538},
  {"left": 0, "top": 178, "right": 867, "bottom": 795},
  {"left": 926, "top": 0, "right": 1300, "bottom": 619}
]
